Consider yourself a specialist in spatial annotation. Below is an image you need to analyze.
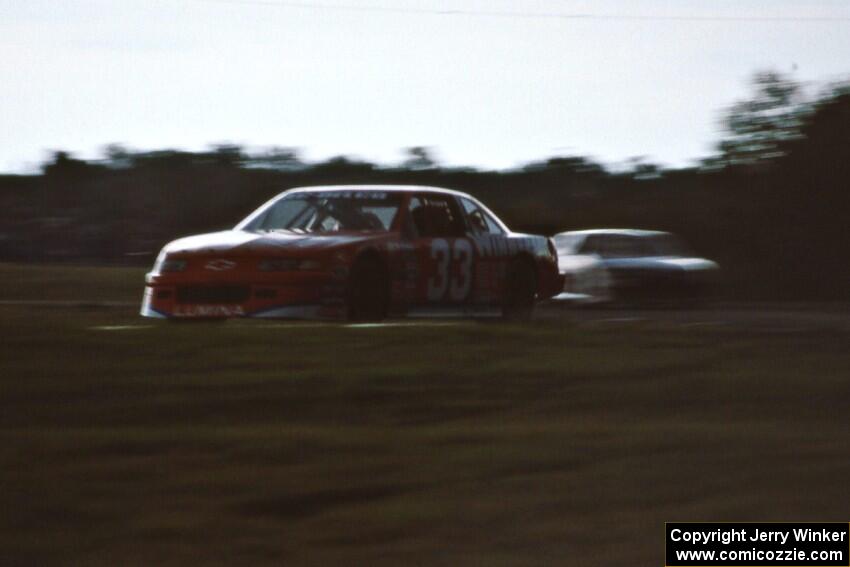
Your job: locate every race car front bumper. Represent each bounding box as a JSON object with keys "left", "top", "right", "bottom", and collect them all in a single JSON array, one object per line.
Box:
[{"left": 140, "top": 278, "right": 346, "bottom": 319}]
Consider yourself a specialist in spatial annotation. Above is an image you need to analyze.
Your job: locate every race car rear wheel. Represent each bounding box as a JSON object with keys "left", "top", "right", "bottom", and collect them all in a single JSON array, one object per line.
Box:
[
  {"left": 347, "top": 254, "right": 389, "bottom": 322},
  {"left": 502, "top": 257, "right": 537, "bottom": 321}
]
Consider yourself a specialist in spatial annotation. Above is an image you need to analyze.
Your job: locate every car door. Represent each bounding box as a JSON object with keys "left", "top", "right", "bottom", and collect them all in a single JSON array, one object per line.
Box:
[
  {"left": 456, "top": 195, "right": 512, "bottom": 306},
  {"left": 405, "top": 193, "right": 475, "bottom": 308}
]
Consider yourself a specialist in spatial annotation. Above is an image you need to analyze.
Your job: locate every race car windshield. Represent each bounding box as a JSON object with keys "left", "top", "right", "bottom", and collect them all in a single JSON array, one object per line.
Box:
[
  {"left": 250, "top": 192, "right": 403, "bottom": 233},
  {"left": 648, "top": 234, "right": 692, "bottom": 256}
]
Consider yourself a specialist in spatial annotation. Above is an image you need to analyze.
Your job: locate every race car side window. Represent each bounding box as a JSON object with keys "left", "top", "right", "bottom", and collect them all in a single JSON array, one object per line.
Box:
[
  {"left": 580, "top": 235, "right": 651, "bottom": 258},
  {"left": 603, "top": 236, "right": 650, "bottom": 257},
  {"left": 578, "top": 235, "right": 601, "bottom": 255},
  {"left": 407, "top": 195, "right": 466, "bottom": 238},
  {"left": 554, "top": 234, "right": 582, "bottom": 254},
  {"left": 258, "top": 197, "right": 305, "bottom": 230},
  {"left": 458, "top": 197, "right": 505, "bottom": 235}
]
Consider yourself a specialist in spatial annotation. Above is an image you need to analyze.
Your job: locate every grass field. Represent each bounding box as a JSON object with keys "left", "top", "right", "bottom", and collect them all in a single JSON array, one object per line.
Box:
[
  {"left": 0, "top": 262, "right": 145, "bottom": 302},
  {"left": 1, "top": 264, "right": 848, "bottom": 565}
]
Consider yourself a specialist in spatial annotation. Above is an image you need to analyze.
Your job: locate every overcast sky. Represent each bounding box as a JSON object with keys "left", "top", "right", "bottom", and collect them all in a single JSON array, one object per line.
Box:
[{"left": 2, "top": 0, "right": 850, "bottom": 172}]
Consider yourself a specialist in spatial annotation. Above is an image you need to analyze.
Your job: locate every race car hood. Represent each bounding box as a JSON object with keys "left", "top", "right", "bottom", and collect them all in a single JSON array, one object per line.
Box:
[
  {"left": 161, "top": 230, "right": 391, "bottom": 257},
  {"left": 602, "top": 257, "right": 719, "bottom": 272}
]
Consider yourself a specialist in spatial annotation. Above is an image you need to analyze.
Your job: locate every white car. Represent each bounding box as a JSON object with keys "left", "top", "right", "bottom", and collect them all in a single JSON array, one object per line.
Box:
[{"left": 552, "top": 229, "right": 719, "bottom": 305}]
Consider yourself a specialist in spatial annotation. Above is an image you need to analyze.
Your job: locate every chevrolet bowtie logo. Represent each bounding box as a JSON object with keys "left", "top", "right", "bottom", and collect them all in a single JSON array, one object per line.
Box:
[{"left": 204, "top": 259, "right": 237, "bottom": 271}]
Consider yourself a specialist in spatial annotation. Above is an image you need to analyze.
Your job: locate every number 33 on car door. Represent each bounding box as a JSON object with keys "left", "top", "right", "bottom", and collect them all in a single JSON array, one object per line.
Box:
[{"left": 426, "top": 238, "right": 473, "bottom": 302}]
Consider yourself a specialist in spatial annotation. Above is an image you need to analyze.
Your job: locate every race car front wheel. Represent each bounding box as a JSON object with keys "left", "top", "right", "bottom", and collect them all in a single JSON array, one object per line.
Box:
[
  {"left": 347, "top": 255, "right": 389, "bottom": 322},
  {"left": 502, "top": 258, "right": 537, "bottom": 321}
]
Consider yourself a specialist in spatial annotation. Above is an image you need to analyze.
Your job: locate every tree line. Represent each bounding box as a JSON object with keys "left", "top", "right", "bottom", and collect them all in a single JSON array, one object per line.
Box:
[{"left": 1, "top": 72, "right": 847, "bottom": 300}]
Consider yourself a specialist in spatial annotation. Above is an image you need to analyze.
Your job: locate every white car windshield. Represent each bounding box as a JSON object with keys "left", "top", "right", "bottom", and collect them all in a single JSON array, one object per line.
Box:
[
  {"left": 648, "top": 234, "right": 691, "bottom": 256},
  {"left": 554, "top": 234, "right": 584, "bottom": 253},
  {"left": 248, "top": 191, "right": 403, "bottom": 233},
  {"left": 580, "top": 233, "right": 692, "bottom": 258}
]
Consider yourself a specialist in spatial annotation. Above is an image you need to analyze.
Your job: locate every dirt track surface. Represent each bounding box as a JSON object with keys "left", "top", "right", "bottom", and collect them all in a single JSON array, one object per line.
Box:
[
  {"left": 2, "top": 298, "right": 849, "bottom": 565},
  {"left": 540, "top": 302, "right": 850, "bottom": 332},
  {"left": 1, "top": 298, "right": 848, "bottom": 333},
  {"left": 4, "top": 264, "right": 849, "bottom": 565},
  {"left": 1, "top": 262, "right": 847, "bottom": 330}
]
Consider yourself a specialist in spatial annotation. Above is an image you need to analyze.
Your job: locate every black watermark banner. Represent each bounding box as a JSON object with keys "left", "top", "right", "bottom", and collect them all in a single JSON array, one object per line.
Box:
[{"left": 666, "top": 523, "right": 849, "bottom": 566}]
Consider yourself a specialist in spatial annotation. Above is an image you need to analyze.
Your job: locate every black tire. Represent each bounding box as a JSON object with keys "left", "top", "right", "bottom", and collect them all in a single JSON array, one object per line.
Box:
[
  {"left": 502, "top": 258, "right": 537, "bottom": 321},
  {"left": 347, "top": 255, "right": 389, "bottom": 322}
]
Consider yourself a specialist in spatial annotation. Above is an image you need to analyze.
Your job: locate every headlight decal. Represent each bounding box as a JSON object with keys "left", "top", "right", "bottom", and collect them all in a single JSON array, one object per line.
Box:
[
  {"left": 298, "top": 260, "right": 322, "bottom": 271},
  {"left": 258, "top": 258, "right": 325, "bottom": 271},
  {"left": 258, "top": 258, "right": 299, "bottom": 271},
  {"left": 159, "top": 259, "right": 187, "bottom": 273}
]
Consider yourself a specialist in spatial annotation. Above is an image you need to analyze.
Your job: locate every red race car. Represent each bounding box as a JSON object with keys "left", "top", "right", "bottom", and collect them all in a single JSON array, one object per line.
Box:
[{"left": 141, "top": 185, "right": 562, "bottom": 321}]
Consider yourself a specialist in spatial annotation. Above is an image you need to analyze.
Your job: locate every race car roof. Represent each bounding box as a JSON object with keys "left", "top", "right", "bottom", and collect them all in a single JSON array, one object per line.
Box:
[
  {"left": 554, "top": 229, "right": 671, "bottom": 238},
  {"left": 234, "top": 185, "right": 497, "bottom": 232},
  {"left": 282, "top": 185, "right": 470, "bottom": 198}
]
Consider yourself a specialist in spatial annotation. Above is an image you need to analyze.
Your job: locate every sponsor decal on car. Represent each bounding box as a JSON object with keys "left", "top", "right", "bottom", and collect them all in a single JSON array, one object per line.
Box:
[
  {"left": 204, "top": 259, "right": 237, "bottom": 271},
  {"left": 471, "top": 235, "right": 537, "bottom": 258},
  {"left": 173, "top": 305, "right": 245, "bottom": 317}
]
